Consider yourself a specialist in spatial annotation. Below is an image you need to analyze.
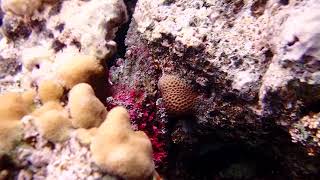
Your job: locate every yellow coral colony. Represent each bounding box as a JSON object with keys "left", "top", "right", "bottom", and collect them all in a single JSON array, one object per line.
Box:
[
  {"left": 38, "top": 80, "right": 64, "bottom": 103},
  {"left": 56, "top": 54, "right": 104, "bottom": 89},
  {"left": 68, "top": 83, "right": 107, "bottom": 129},
  {"left": 91, "top": 106, "right": 155, "bottom": 180},
  {"left": 34, "top": 110, "right": 71, "bottom": 142},
  {"left": 0, "top": 92, "right": 29, "bottom": 120},
  {"left": 32, "top": 101, "right": 64, "bottom": 117},
  {"left": 0, "top": 92, "right": 30, "bottom": 155}
]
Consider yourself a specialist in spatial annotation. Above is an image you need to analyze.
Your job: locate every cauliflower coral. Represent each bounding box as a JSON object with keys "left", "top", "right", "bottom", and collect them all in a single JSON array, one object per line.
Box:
[{"left": 90, "top": 106, "right": 155, "bottom": 180}]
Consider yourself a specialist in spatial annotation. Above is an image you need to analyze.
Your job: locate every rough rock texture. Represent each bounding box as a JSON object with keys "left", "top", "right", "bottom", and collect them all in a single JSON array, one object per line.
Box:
[
  {"left": 107, "top": 0, "right": 320, "bottom": 178},
  {"left": 0, "top": 0, "right": 127, "bottom": 92}
]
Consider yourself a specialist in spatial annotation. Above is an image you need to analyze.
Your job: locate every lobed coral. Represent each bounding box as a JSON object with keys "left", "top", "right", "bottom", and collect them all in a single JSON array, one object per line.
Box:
[
  {"left": 38, "top": 80, "right": 64, "bottom": 103},
  {"left": 0, "top": 92, "right": 30, "bottom": 121},
  {"left": 108, "top": 86, "right": 168, "bottom": 165},
  {"left": 32, "top": 101, "right": 64, "bottom": 117},
  {"left": 56, "top": 54, "right": 104, "bottom": 89},
  {"left": 0, "top": 92, "right": 30, "bottom": 155},
  {"left": 68, "top": 83, "right": 107, "bottom": 129},
  {"left": 91, "top": 106, "right": 155, "bottom": 180},
  {"left": 21, "top": 89, "right": 36, "bottom": 108},
  {"left": 34, "top": 110, "right": 71, "bottom": 142},
  {"left": 158, "top": 74, "right": 198, "bottom": 115},
  {"left": 1, "top": 0, "right": 42, "bottom": 16},
  {"left": 0, "top": 120, "right": 22, "bottom": 155}
]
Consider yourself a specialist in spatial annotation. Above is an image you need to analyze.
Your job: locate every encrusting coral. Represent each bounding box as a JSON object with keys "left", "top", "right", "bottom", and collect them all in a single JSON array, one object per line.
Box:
[
  {"left": 56, "top": 54, "right": 104, "bottom": 89},
  {"left": 34, "top": 109, "right": 71, "bottom": 142},
  {"left": 90, "top": 106, "right": 155, "bottom": 180},
  {"left": 38, "top": 80, "right": 64, "bottom": 103},
  {"left": 68, "top": 83, "right": 107, "bottom": 129},
  {"left": 158, "top": 74, "right": 198, "bottom": 115},
  {"left": 1, "top": 0, "right": 42, "bottom": 16}
]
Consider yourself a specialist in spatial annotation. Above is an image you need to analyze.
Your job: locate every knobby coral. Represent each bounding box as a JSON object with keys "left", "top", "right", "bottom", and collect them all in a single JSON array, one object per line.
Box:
[
  {"left": 91, "top": 106, "right": 155, "bottom": 180},
  {"left": 108, "top": 86, "right": 168, "bottom": 165},
  {"left": 158, "top": 74, "right": 198, "bottom": 115},
  {"left": 34, "top": 110, "right": 71, "bottom": 142},
  {"left": 38, "top": 80, "right": 64, "bottom": 103},
  {"left": 56, "top": 54, "right": 104, "bottom": 89},
  {"left": 68, "top": 83, "right": 107, "bottom": 129},
  {"left": 0, "top": 92, "right": 30, "bottom": 155}
]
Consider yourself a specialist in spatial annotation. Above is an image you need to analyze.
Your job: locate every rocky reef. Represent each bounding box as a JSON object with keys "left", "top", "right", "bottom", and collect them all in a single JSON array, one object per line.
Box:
[
  {"left": 0, "top": 0, "right": 320, "bottom": 179},
  {"left": 108, "top": 0, "right": 320, "bottom": 179}
]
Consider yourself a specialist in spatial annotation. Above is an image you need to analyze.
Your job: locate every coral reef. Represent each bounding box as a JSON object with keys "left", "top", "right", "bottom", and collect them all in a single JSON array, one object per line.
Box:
[
  {"left": 91, "top": 106, "right": 155, "bottom": 180},
  {"left": 1, "top": 0, "right": 320, "bottom": 179},
  {"left": 113, "top": 0, "right": 320, "bottom": 178},
  {"left": 15, "top": 117, "right": 113, "bottom": 180}
]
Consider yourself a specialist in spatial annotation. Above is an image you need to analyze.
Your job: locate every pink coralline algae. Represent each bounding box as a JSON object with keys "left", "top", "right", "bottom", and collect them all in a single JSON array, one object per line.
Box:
[{"left": 106, "top": 85, "right": 168, "bottom": 165}]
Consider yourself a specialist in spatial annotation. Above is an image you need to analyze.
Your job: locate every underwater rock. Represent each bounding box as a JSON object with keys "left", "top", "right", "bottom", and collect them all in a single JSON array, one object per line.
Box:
[{"left": 111, "top": 0, "right": 320, "bottom": 178}]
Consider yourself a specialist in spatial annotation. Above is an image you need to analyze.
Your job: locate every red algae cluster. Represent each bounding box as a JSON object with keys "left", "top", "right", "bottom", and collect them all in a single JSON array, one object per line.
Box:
[{"left": 106, "top": 85, "right": 168, "bottom": 165}]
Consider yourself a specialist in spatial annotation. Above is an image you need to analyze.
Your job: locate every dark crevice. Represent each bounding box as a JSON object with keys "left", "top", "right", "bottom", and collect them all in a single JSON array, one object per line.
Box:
[{"left": 107, "top": 0, "right": 138, "bottom": 68}]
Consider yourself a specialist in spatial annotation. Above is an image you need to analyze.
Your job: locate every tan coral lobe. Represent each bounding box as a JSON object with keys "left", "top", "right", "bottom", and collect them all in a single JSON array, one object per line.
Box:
[
  {"left": 0, "top": 92, "right": 30, "bottom": 121},
  {"left": 38, "top": 80, "right": 64, "bottom": 103},
  {"left": 34, "top": 110, "right": 71, "bottom": 142},
  {"left": 56, "top": 54, "right": 104, "bottom": 89},
  {"left": 90, "top": 106, "right": 155, "bottom": 180},
  {"left": 158, "top": 74, "right": 197, "bottom": 115},
  {"left": 68, "top": 83, "right": 107, "bottom": 129},
  {"left": 1, "top": 0, "right": 42, "bottom": 16}
]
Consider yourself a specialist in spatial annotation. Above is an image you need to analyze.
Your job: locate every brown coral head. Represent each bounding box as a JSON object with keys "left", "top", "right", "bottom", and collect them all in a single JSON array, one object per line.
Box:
[{"left": 158, "top": 74, "right": 198, "bottom": 115}]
